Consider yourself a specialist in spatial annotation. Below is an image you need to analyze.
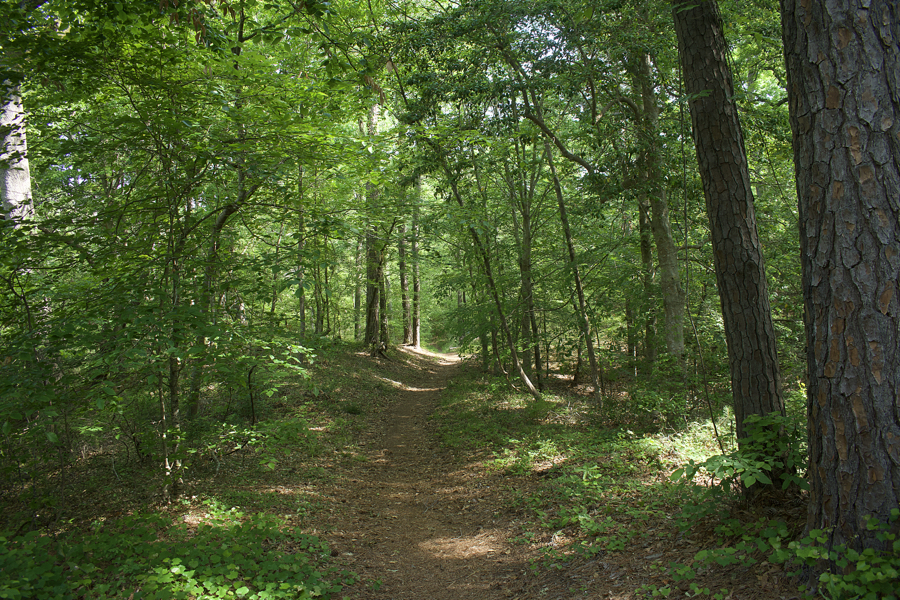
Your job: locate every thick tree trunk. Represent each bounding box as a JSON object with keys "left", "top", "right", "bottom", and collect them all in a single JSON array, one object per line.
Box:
[
  {"left": 782, "top": 0, "right": 900, "bottom": 552},
  {"left": 1, "top": 79, "right": 33, "bottom": 222},
  {"left": 673, "top": 0, "right": 785, "bottom": 441}
]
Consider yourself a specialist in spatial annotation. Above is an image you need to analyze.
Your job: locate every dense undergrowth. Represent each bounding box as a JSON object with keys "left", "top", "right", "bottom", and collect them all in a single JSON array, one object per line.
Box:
[
  {"left": 1, "top": 343, "right": 897, "bottom": 599},
  {"left": 433, "top": 356, "right": 899, "bottom": 599},
  {"left": 0, "top": 339, "right": 402, "bottom": 600}
]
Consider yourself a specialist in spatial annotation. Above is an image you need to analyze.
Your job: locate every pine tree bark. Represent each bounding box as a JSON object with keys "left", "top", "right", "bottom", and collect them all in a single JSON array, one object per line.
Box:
[
  {"left": 782, "top": 0, "right": 900, "bottom": 552},
  {"left": 673, "top": 0, "right": 785, "bottom": 441}
]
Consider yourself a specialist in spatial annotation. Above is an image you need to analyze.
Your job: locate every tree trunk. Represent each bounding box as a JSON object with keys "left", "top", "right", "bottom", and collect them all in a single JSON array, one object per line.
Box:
[
  {"left": 444, "top": 172, "right": 541, "bottom": 400},
  {"left": 546, "top": 141, "right": 601, "bottom": 398},
  {"left": 379, "top": 261, "right": 389, "bottom": 347},
  {"left": 636, "top": 54, "right": 686, "bottom": 361},
  {"left": 673, "top": 0, "right": 785, "bottom": 441},
  {"left": 639, "top": 195, "right": 658, "bottom": 368},
  {"left": 314, "top": 259, "right": 325, "bottom": 335},
  {"left": 354, "top": 233, "right": 363, "bottom": 342},
  {"left": 363, "top": 105, "right": 382, "bottom": 350},
  {"left": 297, "top": 166, "right": 307, "bottom": 338},
  {"left": 399, "top": 222, "right": 412, "bottom": 344},
  {"left": 270, "top": 224, "right": 285, "bottom": 314},
  {"left": 1, "top": 79, "right": 33, "bottom": 222},
  {"left": 412, "top": 178, "right": 422, "bottom": 347},
  {"left": 782, "top": 0, "right": 900, "bottom": 553}
]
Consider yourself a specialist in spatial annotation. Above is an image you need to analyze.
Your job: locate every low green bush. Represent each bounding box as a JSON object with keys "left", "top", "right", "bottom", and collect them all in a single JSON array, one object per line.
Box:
[
  {"left": 0, "top": 510, "right": 354, "bottom": 600},
  {"left": 671, "top": 412, "right": 808, "bottom": 493},
  {"left": 772, "top": 510, "right": 900, "bottom": 600}
]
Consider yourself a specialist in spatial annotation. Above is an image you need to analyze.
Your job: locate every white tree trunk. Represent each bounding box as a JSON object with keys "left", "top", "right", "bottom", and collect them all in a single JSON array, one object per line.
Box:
[{"left": 1, "top": 80, "right": 33, "bottom": 222}]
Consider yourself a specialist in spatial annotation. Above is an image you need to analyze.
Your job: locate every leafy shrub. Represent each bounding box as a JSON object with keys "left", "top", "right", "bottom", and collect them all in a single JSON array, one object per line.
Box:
[
  {"left": 773, "top": 510, "right": 900, "bottom": 600},
  {"left": 671, "top": 412, "right": 807, "bottom": 492},
  {"left": 0, "top": 511, "right": 354, "bottom": 599}
]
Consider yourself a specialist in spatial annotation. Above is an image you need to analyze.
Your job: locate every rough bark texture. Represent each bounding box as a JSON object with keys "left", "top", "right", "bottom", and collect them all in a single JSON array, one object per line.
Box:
[
  {"left": 1, "top": 80, "right": 33, "bottom": 222},
  {"left": 673, "top": 0, "right": 786, "bottom": 441},
  {"left": 781, "top": 0, "right": 900, "bottom": 550}
]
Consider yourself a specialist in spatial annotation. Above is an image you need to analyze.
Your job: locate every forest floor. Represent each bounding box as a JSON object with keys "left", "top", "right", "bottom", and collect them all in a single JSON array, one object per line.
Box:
[
  {"left": 0, "top": 345, "right": 807, "bottom": 600},
  {"left": 317, "top": 347, "right": 562, "bottom": 600},
  {"left": 307, "top": 347, "right": 801, "bottom": 600}
]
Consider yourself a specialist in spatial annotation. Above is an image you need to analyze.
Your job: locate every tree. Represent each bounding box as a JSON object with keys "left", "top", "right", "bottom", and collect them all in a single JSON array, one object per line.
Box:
[
  {"left": 781, "top": 0, "right": 900, "bottom": 552},
  {"left": 0, "top": 79, "right": 32, "bottom": 223},
  {"left": 672, "top": 0, "right": 786, "bottom": 442}
]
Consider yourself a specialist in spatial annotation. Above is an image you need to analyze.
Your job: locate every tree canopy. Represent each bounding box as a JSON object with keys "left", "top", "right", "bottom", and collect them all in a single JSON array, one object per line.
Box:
[{"left": 1, "top": 0, "right": 897, "bottom": 595}]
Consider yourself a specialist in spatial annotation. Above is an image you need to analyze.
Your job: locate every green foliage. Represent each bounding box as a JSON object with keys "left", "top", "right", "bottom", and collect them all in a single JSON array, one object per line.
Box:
[
  {"left": 671, "top": 412, "right": 808, "bottom": 493},
  {"left": 771, "top": 510, "right": 900, "bottom": 600},
  {"left": 0, "top": 510, "right": 354, "bottom": 600}
]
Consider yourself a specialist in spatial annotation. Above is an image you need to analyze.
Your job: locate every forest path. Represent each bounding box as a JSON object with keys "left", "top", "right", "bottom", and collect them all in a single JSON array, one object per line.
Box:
[{"left": 320, "top": 347, "right": 552, "bottom": 600}]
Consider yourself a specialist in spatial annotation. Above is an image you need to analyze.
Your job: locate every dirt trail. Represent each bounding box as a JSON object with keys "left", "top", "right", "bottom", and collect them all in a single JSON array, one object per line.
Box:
[{"left": 322, "top": 348, "right": 546, "bottom": 600}]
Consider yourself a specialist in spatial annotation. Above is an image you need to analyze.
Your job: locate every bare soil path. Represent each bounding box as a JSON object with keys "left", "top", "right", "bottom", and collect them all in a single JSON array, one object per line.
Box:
[
  {"left": 314, "top": 348, "right": 798, "bottom": 600},
  {"left": 319, "top": 348, "right": 549, "bottom": 600}
]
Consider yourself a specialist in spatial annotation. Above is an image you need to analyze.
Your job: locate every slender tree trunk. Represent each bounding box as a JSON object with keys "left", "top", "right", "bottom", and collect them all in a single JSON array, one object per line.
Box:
[
  {"left": 636, "top": 54, "right": 686, "bottom": 361},
  {"left": 379, "top": 262, "right": 389, "bottom": 347},
  {"left": 186, "top": 193, "right": 246, "bottom": 420},
  {"left": 782, "top": 0, "right": 900, "bottom": 554},
  {"left": 270, "top": 224, "right": 285, "bottom": 314},
  {"left": 412, "top": 179, "right": 422, "bottom": 347},
  {"left": 546, "top": 141, "right": 601, "bottom": 398},
  {"left": 297, "top": 166, "right": 307, "bottom": 338},
  {"left": 673, "top": 0, "right": 785, "bottom": 441},
  {"left": 458, "top": 289, "right": 466, "bottom": 346},
  {"left": 399, "top": 222, "right": 412, "bottom": 344},
  {"left": 363, "top": 105, "right": 382, "bottom": 350},
  {"left": 446, "top": 175, "right": 541, "bottom": 400},
  {"left": 626, "top": 299, "right": 637, "bottom": 367},
  {"left": 490, "top": 315, "right": 505, "bottom": 376},
  {"left": 324, "top": 256, "right": 332, "bottom": 335},
  {"left": 354, "top": 233, "right": 363, "bottom": 342},
  {"left": 638, "top": 195, "right": 658, "bottom": 368},
  {"left": 1, "top": 79, "right": 33, "bottom": 222}
]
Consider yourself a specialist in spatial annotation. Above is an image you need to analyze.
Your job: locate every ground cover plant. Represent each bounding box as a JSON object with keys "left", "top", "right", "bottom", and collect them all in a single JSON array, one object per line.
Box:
[
  {"left": 1, "top": 341, "right": 898, "bottom": 600},
  {"left": 429, "top": 357, "right": 886, "bottom": 599},
  {"left": 3, "top": 0, "right": 897, "bottom": 597}
]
